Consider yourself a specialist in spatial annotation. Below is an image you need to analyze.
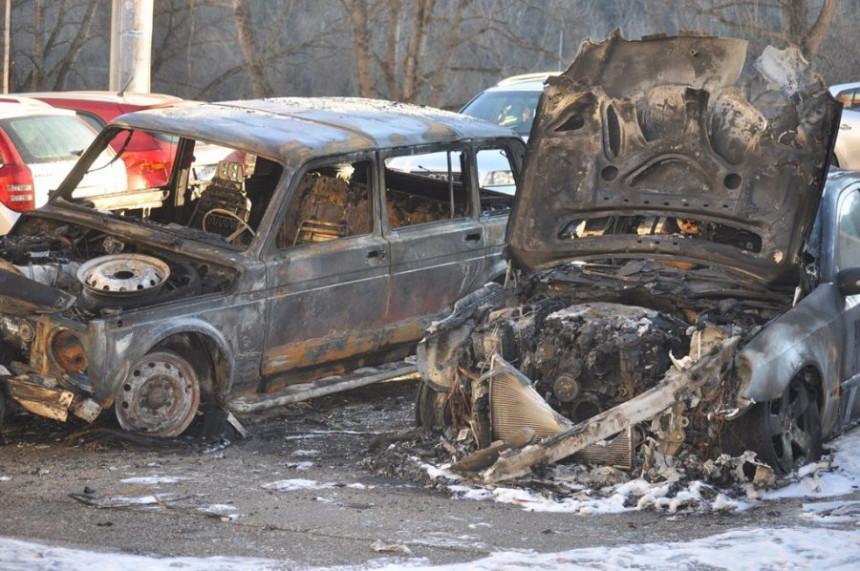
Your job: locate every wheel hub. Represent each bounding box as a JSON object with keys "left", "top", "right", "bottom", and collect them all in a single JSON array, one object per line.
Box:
[{"left": 116, "top": 352, "right": 200, "bottom": 437}]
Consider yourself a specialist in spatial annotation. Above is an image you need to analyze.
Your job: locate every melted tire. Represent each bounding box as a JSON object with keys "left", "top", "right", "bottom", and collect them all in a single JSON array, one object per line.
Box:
[{"left": 742, "top": 376, "right": 822, "bottom": 475}]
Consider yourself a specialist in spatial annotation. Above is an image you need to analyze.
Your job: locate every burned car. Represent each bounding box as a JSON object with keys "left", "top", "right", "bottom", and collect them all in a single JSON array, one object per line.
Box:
[
  {"left": 416, "top": 33, "right": 851, "bottom": 481},
  {"left": 0, "top": 97, "right": 525, "bottom": 436}
]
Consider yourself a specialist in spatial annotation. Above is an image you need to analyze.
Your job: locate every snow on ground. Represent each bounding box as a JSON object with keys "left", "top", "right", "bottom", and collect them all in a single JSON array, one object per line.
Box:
[
  {"left": 261, "top": 478, "right": 337, "bottom": 492},
  {"left": 422, "top": 426, "right": 860, "bottom": 515},
  {"left": 357, "top": 527, "right": 860, "bottom": 570},
  {"left": 3, "top": 527, "right": 859, "bottom": 571},
  {"left": 0, "top": 537, "right": 283, "bottom": 571},
  {"left": 120, "top": 475, "right": 188, "bottom": 485},
  {"left": 766, "top": 427, "right": 860, "bottom": 500}
]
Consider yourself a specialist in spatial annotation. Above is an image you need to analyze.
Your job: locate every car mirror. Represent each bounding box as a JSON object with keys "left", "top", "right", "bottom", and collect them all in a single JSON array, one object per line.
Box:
[{"left": 837, "top": 267, "right": 860, "bottom": 296}]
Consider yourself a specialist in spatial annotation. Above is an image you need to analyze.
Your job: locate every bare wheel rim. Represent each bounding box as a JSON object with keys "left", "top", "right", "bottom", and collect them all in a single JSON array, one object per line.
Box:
[
  {"left": 115, "top": 351, "right": 200, "bottom": 437},
  {"left": 765, "top": 378, "right": 817, "bottom": 472}
]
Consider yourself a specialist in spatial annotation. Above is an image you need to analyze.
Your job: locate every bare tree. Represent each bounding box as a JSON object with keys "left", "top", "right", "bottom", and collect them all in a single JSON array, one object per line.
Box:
[{"left": 232, "top": 0, "right": 273, "bottom": 97}]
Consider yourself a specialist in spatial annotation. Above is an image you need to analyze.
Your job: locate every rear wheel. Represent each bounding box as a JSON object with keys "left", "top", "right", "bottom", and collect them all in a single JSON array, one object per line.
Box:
[
  {"left": 743, "top": 375, "right": 822, "bottom": 474},
  {"left": 115, "top": 351, "right": 200, "bottom": 437}
]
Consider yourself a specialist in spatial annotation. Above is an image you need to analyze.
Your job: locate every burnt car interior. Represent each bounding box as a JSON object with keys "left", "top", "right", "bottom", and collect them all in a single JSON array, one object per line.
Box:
[
  {"left": 68, "top": 129, "right": 285, "bottom": 249},
  {"left": 384, "top": 149, "right": 471, "bottom": 228},
  {"left": 277, "top": 160, "right": 374, "bottom": 248}
]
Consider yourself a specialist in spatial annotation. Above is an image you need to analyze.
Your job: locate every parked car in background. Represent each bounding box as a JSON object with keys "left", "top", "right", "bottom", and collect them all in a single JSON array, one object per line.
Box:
[
  {"left": 20, "top": 91, "right": 182, "bottom": 188},
  {"left": 460, "top": 72, "right": 559, "bottom": 140},
  {"left": 830, "top": 82, "right": 860, "bottom": 169},
  {"left": 0, "top": 98, "right": 127, "bottom": 234},
  {"left": 387, "top": 73, "right": 557, "bottom": 197},
  {"left": 0, "top": 97, "right": 524, "bottom": 438}
]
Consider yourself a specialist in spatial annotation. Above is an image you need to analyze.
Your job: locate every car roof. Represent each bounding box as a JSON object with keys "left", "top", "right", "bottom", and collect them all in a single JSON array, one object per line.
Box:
[
  {"left": 111, "top": 97, "right": 518, "bottom": 167},
  {"left": 18, "top": 91, "right": 182, "bottom": 107},
  {"left": 0, "top": 99, "right": 76, "bottom": 119}
]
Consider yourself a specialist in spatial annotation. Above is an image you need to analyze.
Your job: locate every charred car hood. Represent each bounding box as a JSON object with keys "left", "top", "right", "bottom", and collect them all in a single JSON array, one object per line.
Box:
[
  {"left": 508, "top": 33, "right": 840, "bottom": 284},
  {"left": 0, "top": 267, "right": 75, "bottom": 316}
]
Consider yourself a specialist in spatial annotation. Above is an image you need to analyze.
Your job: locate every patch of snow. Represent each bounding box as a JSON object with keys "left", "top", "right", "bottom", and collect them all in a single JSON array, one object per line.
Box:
[
  {"left": 358, "top": 527, "right": 860, "bottom": 570},
  {"left": 0, "top": 476, "right": 10, "bottom": 482},
  {"left": 0, "top": 537, "right": 282, "bottom": 570},
  {"left": 291, "top": 449, "right": 320, "bottom": 457},
  {"left": 285, "top": 461, "right": 314, "bottom": 471},
  {"left": 198, "top": 504, "right": 241, "bottom": 522},
  {"left": 802, "top": 499, "right": 860, "bottom": 525},
  {"left": 261, "top": 479, "right": 336, "bottom": 492},
  {"left": 766, "top": 428, "right": 860, "bottom": 500},
  {"left": 446, "top": 473, "right": 748, "bottom": 515},
  {"left": 120, "top": 475, "right": 187, "bottom": 485}
]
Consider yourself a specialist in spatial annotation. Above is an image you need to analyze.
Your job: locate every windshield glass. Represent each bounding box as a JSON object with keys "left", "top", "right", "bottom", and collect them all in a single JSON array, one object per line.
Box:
[
  {"left": 461, "top": 90, "right": 541, "bottom": 136},
  {"left": 62, "top": 128, "right": 283, "bottom": 250},
  {"left": 2, "top": 114, "right": 97, "bottom": 163}
]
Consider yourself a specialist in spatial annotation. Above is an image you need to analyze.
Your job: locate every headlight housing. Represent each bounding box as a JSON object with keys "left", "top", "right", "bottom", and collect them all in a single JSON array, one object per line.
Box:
[{"left": 50, "top": 329, "right": 87, "bottom": 374}]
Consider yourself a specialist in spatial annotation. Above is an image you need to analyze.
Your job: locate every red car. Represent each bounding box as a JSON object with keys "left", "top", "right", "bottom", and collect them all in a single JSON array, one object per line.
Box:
[{"left": 20, "top": 91, "right": 182, "bottom": 189}]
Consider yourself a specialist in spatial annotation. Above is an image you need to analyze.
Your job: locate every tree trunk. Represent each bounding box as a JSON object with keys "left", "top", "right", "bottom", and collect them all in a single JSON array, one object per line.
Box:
[
  {"left": 232, "top": 0, "right": 273, "bottom": 98},
  {"left": 31, "top": 0, "right": 44, "bottom": 90},
  {"left": 801, "top": 0, "right": 838, "bottom": 59},
  {"left": 401, "top": 0, "right": 433, "bottom": 102},
  {"left": 343, "top": 0, "right": 374, "bottom": 98}
]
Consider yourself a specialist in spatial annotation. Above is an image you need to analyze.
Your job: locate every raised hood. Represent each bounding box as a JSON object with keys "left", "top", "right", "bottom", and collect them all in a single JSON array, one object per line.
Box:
[{"left": 508, "top": 32, "right": 840, "bottom": 283}]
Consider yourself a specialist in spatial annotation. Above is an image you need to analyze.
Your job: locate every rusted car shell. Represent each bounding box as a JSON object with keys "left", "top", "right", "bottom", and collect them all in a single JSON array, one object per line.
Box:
[{"left": 1, "top": 97, "right": 524, "bottom": 430}]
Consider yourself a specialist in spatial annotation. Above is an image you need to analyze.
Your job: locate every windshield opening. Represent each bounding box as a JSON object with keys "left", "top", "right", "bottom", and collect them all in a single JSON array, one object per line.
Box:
[{"left": 62, "top": 128, "right": 284, "bottom": 249}]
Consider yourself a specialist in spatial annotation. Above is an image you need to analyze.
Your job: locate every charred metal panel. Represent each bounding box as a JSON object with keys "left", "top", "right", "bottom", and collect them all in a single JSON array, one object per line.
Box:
[{"left": 509, "top": 33, "right": 840, "bottom": 283}]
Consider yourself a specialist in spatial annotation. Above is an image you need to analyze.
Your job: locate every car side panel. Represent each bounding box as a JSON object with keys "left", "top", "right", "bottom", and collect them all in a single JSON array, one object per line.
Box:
[{"left": 737, "top": 283, "right": 845, "bottom": 435}]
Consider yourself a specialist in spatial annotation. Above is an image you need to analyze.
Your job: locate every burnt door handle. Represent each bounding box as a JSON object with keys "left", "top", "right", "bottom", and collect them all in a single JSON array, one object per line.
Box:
[
  {"left": 367, "top": 248, "right": 386, "bottom": 260},
  {"left": 465, "top": 231, "right": 482, "bottom": 242}
]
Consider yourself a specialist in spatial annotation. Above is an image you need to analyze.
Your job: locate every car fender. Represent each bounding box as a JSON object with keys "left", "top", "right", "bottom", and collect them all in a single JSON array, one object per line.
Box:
[
  {"left": 736, "top": 283, "right": 843, "bottom": 434},
  {"left": 101, "top": 318, "right": 237, "bottom": 403}
]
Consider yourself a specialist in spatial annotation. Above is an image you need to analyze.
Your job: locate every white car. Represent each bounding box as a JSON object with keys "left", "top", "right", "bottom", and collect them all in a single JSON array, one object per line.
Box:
[
  {"left": 388, "top": 73, "right": 559, "bottom": 197},
  {"left": 0, "top": 98, "right": 127, "bottom": 234},
  {"left": 829, "top": 82, "right": 860, "bottom": 169}
]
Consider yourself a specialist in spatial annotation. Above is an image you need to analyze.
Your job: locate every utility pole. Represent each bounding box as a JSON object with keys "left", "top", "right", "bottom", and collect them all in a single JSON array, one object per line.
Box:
[
  {"left": 109, "top": 0, "right": 153, "bottom": 93},
  {"left": 2, "top": 0, "right": 10, "bottom": 94}
]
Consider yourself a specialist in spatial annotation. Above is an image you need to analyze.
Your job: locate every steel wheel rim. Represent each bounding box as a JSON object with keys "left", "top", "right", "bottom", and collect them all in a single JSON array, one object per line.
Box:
[{"left": 116, "top": 351, "right": 200, "bottom": 437}]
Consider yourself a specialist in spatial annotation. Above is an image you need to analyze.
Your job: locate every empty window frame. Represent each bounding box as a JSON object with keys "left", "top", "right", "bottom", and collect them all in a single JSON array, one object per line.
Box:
[
  {"left": 476, "top": 147, "right": 516, "bottom": 215},
  {"left": 384, "top": 148, "right": 471, "bottom": 228}
]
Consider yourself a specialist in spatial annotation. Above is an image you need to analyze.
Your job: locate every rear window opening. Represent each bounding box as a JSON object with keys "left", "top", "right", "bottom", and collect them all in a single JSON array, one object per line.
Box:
[
  {"left": 558, "top": 215, "right": 763, "bottom": 253},
  {"left": 62, "top": 128, "right": 284, "bottom": 250}
]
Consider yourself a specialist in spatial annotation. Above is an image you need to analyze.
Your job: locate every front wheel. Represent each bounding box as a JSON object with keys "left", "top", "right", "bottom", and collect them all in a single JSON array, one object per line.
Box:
[
  {"left": 115, "top": 351, "right": 201, "bottom": 437},
  {"left": 741, "top": 375, "right": 822, "bottom": 474}
]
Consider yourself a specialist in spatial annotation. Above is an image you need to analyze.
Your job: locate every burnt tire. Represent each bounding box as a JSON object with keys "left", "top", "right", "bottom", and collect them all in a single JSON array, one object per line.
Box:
[
  {"left": 115, "top": 350, "right": 201, "bottom": 437},
  {"left": 415, "top": 380, "right": 449, "bottom": 431},
  {"left": 742, "top": 375, "right": 822, "bottom": 475}
]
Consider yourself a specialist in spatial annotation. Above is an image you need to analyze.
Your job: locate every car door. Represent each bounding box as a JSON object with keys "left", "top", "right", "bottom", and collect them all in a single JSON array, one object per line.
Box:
[
  {"left": 833, "top": 186, "right": 860, "bottom": 422},
  {"left": 261, "top": 155, "right": 390, "bottom": 382},
  {"left": 382, "top": 144, "right": 487, "bottom": 345}
]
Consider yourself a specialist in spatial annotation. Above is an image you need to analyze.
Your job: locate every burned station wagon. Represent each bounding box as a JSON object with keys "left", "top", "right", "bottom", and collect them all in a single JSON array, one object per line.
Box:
[
  {"left": 416, "top": 34, "right": 851, "bottom": 480},
  {"left": 0, "top": 97, "right": 524, "bottom": 436}
]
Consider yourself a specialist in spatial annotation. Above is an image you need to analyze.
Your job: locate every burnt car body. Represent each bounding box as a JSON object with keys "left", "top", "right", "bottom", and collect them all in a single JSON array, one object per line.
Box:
[
  {"left": 0, "top": 97, "right": 524, "bottom": 436},
  {"left": 416, "top": 33, "right": 854, "bottom": 480}
]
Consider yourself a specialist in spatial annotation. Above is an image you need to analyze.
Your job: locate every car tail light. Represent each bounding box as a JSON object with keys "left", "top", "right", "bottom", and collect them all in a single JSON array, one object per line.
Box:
[{"left": 0, "top": 163, "right": 35, "bottom": 212}]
